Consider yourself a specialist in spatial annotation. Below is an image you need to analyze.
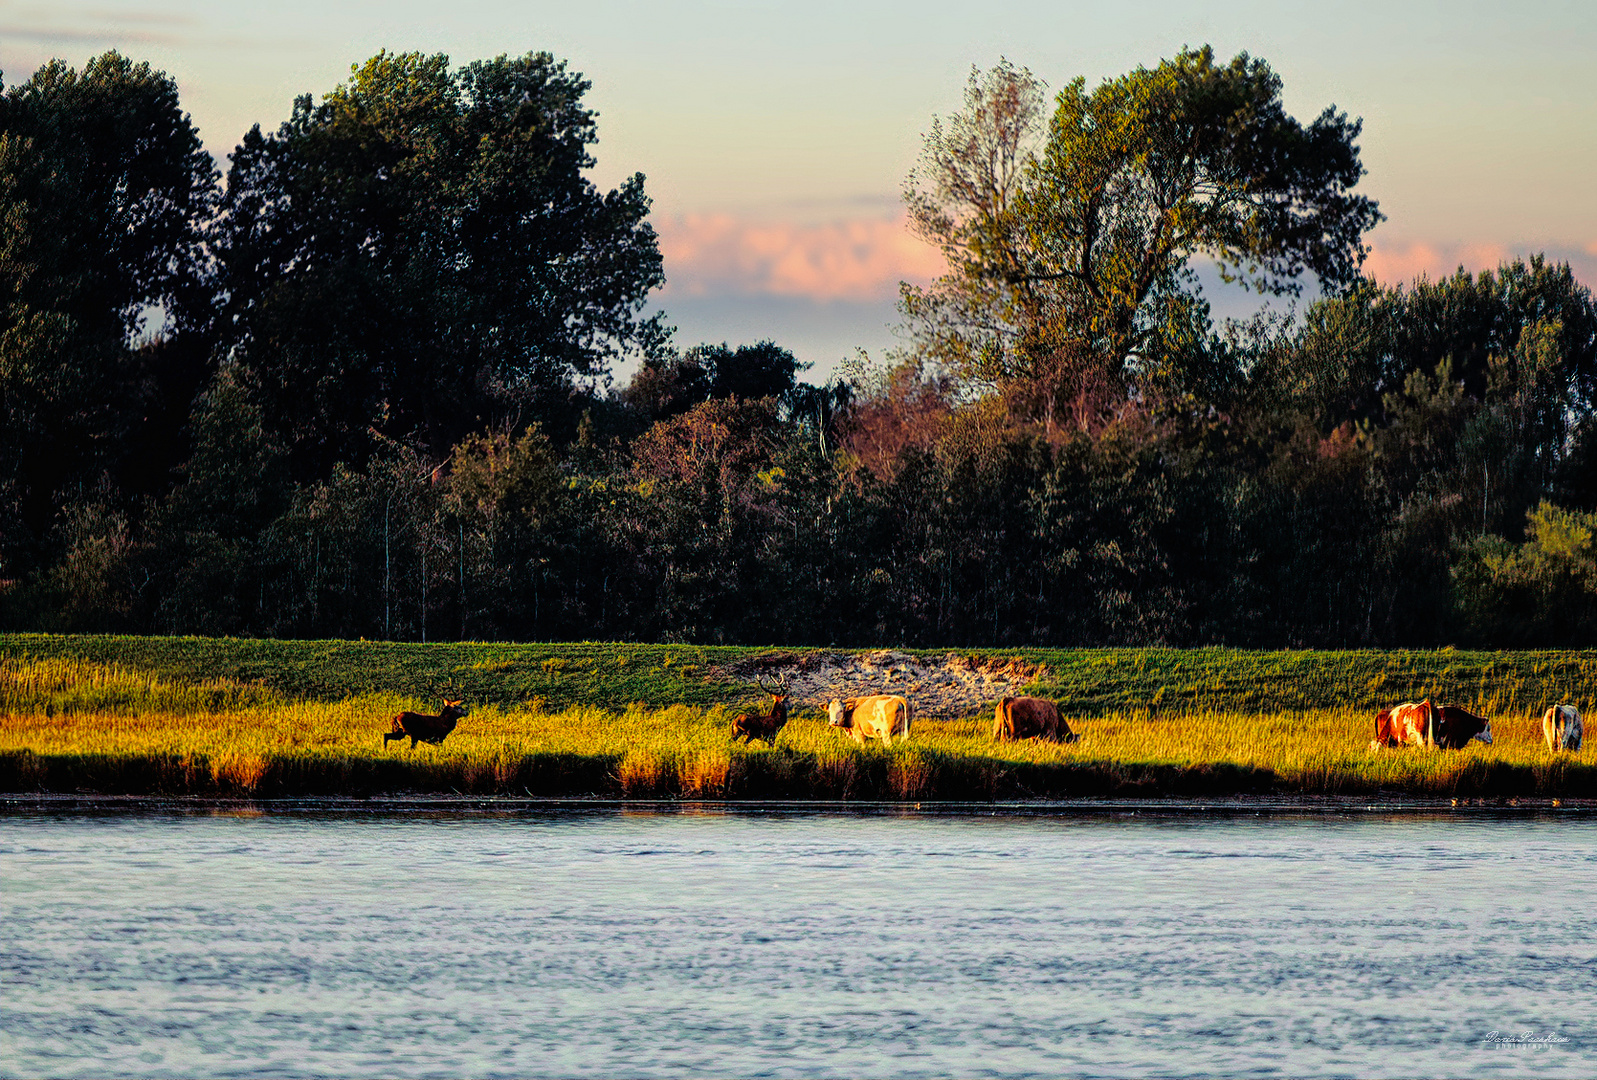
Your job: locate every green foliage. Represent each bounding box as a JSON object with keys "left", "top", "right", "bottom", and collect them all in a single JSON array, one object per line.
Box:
[
  {"left": 903, "top": 47, "right": 1381, "bottom": 415},
  {"left": 1453, "top": 502, "right": 1597, "bottom": 646},
  {"left": 167, "top": 363, "right": 287, "bottom": 536},
  {"left": 622, "top": 396, "right": 838, "bottom": 643},
  {"left": 36, "top": 483, "right": 137, "bottom": 632}
]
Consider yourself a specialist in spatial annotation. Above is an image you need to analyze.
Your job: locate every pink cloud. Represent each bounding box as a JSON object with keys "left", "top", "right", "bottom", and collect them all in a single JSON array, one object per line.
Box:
[
  {"left": 656, "top": 221, "right": 1597, "bottom": 303},
  {"left": 1361, "top": 240, "right": 1512, "bottom": 285},
  {"left": 1362, "top": 240, "right": 1597, "bottom": 291},
  {"left": 655, "top": 213, "right": 946, "bottom": 302}
]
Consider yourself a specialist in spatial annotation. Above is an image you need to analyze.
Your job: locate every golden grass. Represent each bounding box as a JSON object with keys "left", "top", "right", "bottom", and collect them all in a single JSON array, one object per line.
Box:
[
  {"left": 2, "top": 657, "right": 1594, "bottom": 799},
  {"left": 0, "top": 654, "right": 278, "bottom": 716}
]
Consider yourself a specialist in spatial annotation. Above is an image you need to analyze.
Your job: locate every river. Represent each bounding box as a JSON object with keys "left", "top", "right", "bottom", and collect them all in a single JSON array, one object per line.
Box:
[{"left": 2, "top": 804, "right": 1594, "bottom": 1078}]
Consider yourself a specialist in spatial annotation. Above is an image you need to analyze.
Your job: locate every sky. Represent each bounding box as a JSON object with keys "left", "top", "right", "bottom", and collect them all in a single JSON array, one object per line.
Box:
[{"left": 3, "top": 0, "right": 1594, "bottom": 380}]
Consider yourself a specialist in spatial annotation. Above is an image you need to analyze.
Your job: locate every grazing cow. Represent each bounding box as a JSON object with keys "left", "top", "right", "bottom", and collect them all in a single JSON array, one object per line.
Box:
[
  {"left": 1543, "top": 705, "right": 1583, "bottom": 753},
  {"left": 731, "top": 680, "right": 790, "bottom": 745},
  {"left": 384, "top": 699, "right": 467, "bottom": 749},
  {"left": 1432, "top": 705, "right": 1493, "bottom": 749},
  {"left": 1371, "top": 699, "right": 1437, "bottom": 748},
  {"left": 827, "top": 695, "right": 912, "bottom": 746},
  {"left": 992, "top": 696, "right": 1080, "bottom": 743}
]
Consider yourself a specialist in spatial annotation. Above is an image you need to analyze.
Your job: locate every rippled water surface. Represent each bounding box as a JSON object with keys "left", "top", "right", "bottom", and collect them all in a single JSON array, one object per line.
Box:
[{"left": 3, "top": 806, "right": 1596, "bottom": 1078}]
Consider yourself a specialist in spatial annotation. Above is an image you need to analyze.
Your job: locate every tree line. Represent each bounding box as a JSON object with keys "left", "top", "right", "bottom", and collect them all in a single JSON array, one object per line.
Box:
[{"left": 3, "top": 47, "right": 1595, "bottom": 647}]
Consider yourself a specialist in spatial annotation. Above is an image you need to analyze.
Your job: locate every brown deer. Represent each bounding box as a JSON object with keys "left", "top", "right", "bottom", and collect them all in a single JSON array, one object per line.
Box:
[
  {"left": 730, "top": 678, "right": 790, "bottom": 745},
  {"left": 384, "top": 699, "right": 468, "bottom": 749}
]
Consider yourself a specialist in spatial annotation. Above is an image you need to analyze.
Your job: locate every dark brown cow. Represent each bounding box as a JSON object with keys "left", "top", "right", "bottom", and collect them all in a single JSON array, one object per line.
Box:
[
  {"left": 731, "top": 680, "right": 789, "bottom": 745},
  {"left": 1432, "top": 705, "right": 1493, "bottom": 749},
  {"left": 384, "top": 699, "right": 468, "bottom": 749},
  {"left": 992, "top": 697, "right": 1080, "bottom": 743}
]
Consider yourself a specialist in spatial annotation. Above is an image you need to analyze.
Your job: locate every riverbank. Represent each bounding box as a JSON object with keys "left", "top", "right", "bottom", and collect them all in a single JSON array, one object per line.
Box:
[
  {"left": 4, "top": 793, "right": 1592, "bottom": 815},
  {"left": 3, "top": 635, "right": 1595, "bottom": 799}
]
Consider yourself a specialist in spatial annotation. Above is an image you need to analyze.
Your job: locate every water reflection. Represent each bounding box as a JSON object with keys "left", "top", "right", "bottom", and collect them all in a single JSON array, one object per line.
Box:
[{"left": 2, "top": 806, "right": 1594, "bottom": 1078}]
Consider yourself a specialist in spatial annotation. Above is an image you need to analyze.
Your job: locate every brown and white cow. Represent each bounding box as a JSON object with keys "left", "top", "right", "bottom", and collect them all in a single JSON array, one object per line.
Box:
[
  {"left": 1371, "top": 699, "right": 1437, "bottom": 748},
  {"left": 992, "top": 697, "right": 1080, "bottom": 743},
  {"left": 827, "top": 695, "right": 912, "bottom": 746},
  {"left": 1543, "top": 705, "right": 1582, "bottom": 752},
  {"left": 1371, "top": 699, "right": 1492, "bottom": 749}
]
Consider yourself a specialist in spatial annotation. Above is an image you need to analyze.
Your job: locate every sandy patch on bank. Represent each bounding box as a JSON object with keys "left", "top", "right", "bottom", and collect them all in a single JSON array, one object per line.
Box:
[{"left": 721, "top": 651, "right": 1048, "bottom": 720}]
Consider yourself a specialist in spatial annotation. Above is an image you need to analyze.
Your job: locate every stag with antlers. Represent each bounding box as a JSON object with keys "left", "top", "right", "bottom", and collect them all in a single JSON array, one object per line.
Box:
[{"left": 730, "top": 677, "right": 790, "bottom": 745}]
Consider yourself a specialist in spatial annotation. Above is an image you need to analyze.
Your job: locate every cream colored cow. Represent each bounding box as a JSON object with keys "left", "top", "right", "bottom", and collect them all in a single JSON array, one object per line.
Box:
[
  {"left": 1543, "top": 704, "right": 1583, "bottom": 752},
  {"left": 827, "top": 695, "right": 912, "bottom": 746}
]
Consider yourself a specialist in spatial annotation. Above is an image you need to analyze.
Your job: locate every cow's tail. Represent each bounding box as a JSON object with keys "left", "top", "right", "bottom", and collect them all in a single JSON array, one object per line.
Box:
[
  {"left": 901, "top": 699, "right": 913, "bottom": 740},
  {"left": 995, "top": 697, "right": 1013, "bottom": 741}
]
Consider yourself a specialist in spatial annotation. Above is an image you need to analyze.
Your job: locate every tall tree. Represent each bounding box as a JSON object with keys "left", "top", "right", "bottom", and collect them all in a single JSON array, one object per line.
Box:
[
  {"left": 904, "top": 47, "right": 1382, "bottom": 417},
  {"left": 216, "top": 50, "right": 667, "bottom": 479},
  {"left": 0, "top": 53, "right": 216, "bottom": 566}
]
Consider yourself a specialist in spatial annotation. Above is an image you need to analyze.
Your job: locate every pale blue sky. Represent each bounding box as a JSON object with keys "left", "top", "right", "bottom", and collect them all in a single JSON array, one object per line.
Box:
[{"left": 3, "top": 0, "right": 1594, "bottom": 375}]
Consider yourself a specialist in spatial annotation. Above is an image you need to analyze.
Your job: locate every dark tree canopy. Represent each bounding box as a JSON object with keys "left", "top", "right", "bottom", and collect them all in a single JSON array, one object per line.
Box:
[
  {"left": 216, "top": 50, "right": 667, "bottom": 477},
  {"left": 703, "top": 340, "right": 807, "bottom": 401},
  {"left": 622, "top": 340, "right": 807, "bottom": 422},
  {"left": 0, "top": 53, "right": 216, "bottom": 563}
]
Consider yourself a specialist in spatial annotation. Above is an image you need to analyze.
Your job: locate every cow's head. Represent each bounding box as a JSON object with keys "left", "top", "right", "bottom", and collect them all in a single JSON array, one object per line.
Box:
[
  {"left": 826, "top": 699, "right": 852, "bottom": 728},
  {"left": 1473, "top": 720, "right": 1493, "bottom": 745}
]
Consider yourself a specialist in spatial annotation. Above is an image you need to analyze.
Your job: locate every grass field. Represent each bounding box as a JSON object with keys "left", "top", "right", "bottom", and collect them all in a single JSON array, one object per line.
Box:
[{"left": 2, "top": 635, "right": 1596, "bottom": 800}]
